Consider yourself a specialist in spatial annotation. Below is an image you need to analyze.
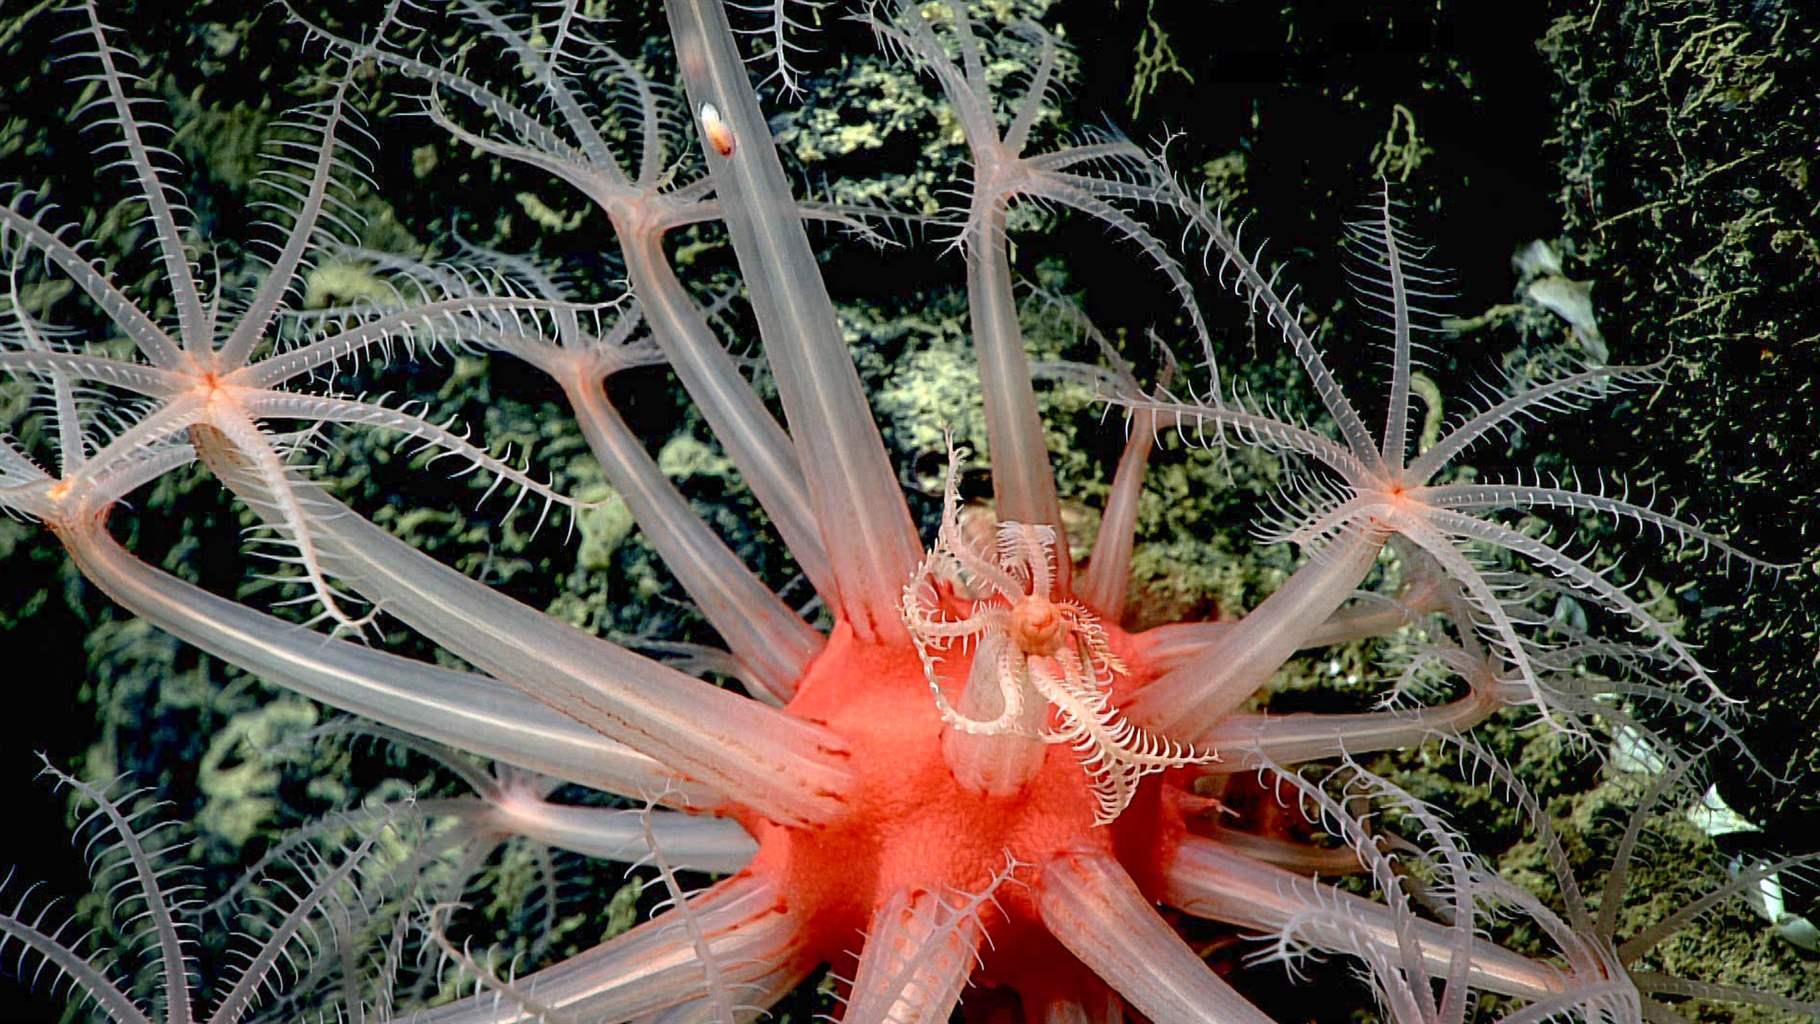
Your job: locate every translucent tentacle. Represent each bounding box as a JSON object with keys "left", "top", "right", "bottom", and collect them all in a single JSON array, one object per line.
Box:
[
  {"left": 1038, "top": 848, "right": 1275, "bottom": 1024},
  {"left": 666, "top": 0, "right": 922, "bottom": 643}
]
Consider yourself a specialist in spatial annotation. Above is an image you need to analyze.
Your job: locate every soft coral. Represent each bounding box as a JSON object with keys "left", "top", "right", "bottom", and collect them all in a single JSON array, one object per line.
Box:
[{"left": 0, "top": 1, "right": 1806, "bottom": 1022}]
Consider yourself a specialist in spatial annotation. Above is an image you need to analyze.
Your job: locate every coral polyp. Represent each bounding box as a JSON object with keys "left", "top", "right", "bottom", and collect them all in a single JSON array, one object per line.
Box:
[{"left": 1, "top": 1, "right": 1816, "bottom": 1023}]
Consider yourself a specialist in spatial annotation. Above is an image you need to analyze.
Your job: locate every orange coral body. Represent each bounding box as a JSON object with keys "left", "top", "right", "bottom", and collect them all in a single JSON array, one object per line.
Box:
[{"left": 734, "top": 620, "right": 1190, "bottom": 997}]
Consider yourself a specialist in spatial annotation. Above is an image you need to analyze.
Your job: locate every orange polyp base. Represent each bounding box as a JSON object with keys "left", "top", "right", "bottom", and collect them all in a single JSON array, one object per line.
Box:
[{"left": 736, "top": 620, "right": 1190, "bottom": 993}]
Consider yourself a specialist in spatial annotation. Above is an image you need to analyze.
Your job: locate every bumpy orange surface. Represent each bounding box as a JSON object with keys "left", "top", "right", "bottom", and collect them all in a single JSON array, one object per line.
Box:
[{"left": 734, "top": 621, "right": 1191, "bottom": 996}]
